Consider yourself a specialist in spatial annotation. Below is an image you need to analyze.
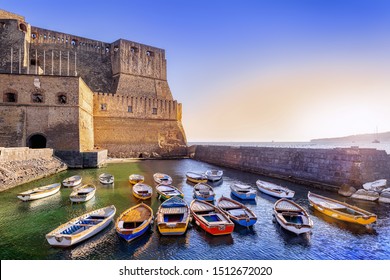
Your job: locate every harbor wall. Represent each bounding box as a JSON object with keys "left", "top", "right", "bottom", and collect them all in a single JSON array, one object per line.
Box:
[
  {"left": 0, "top": 147, "right": 67, "bottom": 191},
  {"left": 192, "top": 145, "right": 390, "bottom": 190}
]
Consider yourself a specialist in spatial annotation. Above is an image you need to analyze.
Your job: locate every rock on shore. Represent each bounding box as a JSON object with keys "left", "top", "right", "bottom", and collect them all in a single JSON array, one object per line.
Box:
[
  {"left": 351, "top": 189, "right": 379, "bottom": 202},
  {"left": 379, "top": 190, "right": 390, "bottom": 204},
  {"left": 338, "top": 184, "right": 357, "bottom": 197},
  {"left": 0, "top": 157, "right": 67, "bottom": 192}
]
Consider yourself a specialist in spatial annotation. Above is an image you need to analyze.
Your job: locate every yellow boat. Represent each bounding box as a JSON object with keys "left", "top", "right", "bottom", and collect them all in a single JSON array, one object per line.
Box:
[
  {"left": 156, "top": 197, "right": 190, "bottom": 235},
  {"left": 186, "top": 172, "right": 208, "bottom": 184},
  {"left": 129, "top": 174, "right": 144, "bottom": 185},
  {"left": 308, "top": 192, "right": 377, "bottom": 225}
]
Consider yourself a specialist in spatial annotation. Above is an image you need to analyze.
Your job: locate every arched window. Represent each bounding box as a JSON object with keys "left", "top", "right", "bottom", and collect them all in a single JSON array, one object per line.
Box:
[
  {"left": 3, "top": 92, "right": 17, "bottom": 103},
  {"left": 31, "top": 32, "right": 38, "bottom": 39},
  {"left": 71, "top": 39, "right": 77, "bottom": 46}
]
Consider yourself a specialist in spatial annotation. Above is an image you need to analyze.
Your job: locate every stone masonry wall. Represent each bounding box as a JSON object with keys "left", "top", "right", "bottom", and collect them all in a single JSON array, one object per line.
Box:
[
  {"left": 94, "top": 118, "right": 187, "bottom": 158},
  {"left": 193, "top": 145, "right": 390, "bottom": 190}
]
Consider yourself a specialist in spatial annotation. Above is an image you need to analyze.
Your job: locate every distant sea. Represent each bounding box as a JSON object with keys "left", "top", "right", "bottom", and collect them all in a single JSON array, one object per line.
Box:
[{"left": 188, "top": 141, "right": 390, "bottom": 154}]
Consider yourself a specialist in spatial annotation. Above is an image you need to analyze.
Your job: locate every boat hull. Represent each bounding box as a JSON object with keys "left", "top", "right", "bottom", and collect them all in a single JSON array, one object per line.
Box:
[
  {"left": 193, "top": 215, "right": 234, "bottom": 235},
  {"left": 158, "top": 222, "right": 188, "bottom": 235},
  {"left": 70, "top": 190, "right": 96, "bottom": 203},
  {"left": 310, "top": 202, "right": 376, "bottom": 225},
  {"left": 186, "top": 177, "right": 208, "bottom": 184},
  {"left": 232, "top": 217, "right": 257, "bottom": 227},
  {"left": 17, "top": 184, "right": 60, "bottom": 201},
  {"left": 118, "top": 223, "right": 151, "bottom": 242},
  {"left": 46, "top": 216, "right": 113, "bottom": 247},
  {"left": 46, "top": 205, "right": 116, "bottom": 247},
  {"left": 308, "top": 192, "right": 377, "bottom": 225},
  {"left": 62, "top": 176, "right": 82, "bottom": 188},
  {"left": 193, "top": 194, "right": 215, "bottom": 202},
  {"left": 231, "top": 191, "right": 256, "bottom": 200},
  {"left": 133, "top": 192, "right": 152, "bottom": 200},
  {"left": 274, "top": 214, "right": 312, "bottom": 234},
  {"left": 257, "top": 185, "right": 294, "bottom": 198}
]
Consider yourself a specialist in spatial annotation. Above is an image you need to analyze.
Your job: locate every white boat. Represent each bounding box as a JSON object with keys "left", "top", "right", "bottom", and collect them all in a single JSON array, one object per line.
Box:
[
  {"left": 153, "top": 173, "right": 173, "bottom": 185},
  {"left": 186, "top": 172, "right": 208, "bottom": 183},
  {"left": 46, "top": 205, "right": 116, "bottom": 247},
  {"left": 17, "top": 182, "right": 61, "bottom": 201},
  {"left": 62, "top": 175, "right": 82, "bottom": 187},
  {"left": 256, "top": 179, "right": 295, "bottom": 198},
  {"left": 133, "top": 183, "right": 153, "bottom": 200},
  {"left": 156, "top": 184, "right": 184, "bottom": 200},
  {"left": 205, "top": 170, "right": 223, "bottom": 181},
  {"left": 99, "top": 173, "right": 114, "bottom": 184},
  {"left": 70, "top": 184, "right": 96, "bottom": 203},
  {"left": 230, "top": 183, "right": 257, "bottom": 200},
  {"left": 273, "top": 198, "right": 313, "bottom": 235}
]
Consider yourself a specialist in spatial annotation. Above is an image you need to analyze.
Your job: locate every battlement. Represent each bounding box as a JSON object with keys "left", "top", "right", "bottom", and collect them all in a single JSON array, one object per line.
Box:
[
  {"left": 30, "top": 26, "right": 111, "bottom": 55},
  {"left": 93, "top": 92, "right": 180, "bottom": 120}
]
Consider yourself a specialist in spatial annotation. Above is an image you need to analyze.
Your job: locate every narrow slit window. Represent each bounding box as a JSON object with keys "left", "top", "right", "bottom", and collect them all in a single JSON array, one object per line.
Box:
[
  {"left": 152, "top": 108, "right": 157, "bottom": 115},
  {"left": 128, "top": 106, "right": 133, "bottom": 113},
  {"left": 101, "top": 103, "right": 107, "bottom": 111}
]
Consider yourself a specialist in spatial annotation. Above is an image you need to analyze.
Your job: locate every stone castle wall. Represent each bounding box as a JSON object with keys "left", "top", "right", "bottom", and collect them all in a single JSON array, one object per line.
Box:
[
  {"left": 0, "top": 74, "right": 94, "bottom": 151},
  {"left": 193, "top": 145, "right": 390, "bottom": 190}
]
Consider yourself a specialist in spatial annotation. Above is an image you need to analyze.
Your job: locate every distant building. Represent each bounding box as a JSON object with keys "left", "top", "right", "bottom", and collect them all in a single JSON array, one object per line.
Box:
[{"left": 0, "top": 9, "right": 187, "bottom": 162}]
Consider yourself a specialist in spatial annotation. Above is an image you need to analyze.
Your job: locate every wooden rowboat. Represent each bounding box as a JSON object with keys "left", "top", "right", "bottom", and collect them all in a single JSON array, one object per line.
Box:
[
  {"left": 17, "top": 182, "right": 61, "bottom": 201},
  {"left": 62, "top": 175, "right": 82, "bottom": 188},
  {"left": 116, "top": 203, "right": 153, "bottom": 242},
  {"left": 156, "top": 185, "right": 184, "bottom": 201},
  {"left": 217, "top": 196, "right": 257, "bottom": 227},
  {"left": 129, "top": 174, "right": 144, "bottom": 185},
  {"left": 193, "top": 183, "right": 215, "bottom": 202},
  {"left": 99, "top": 173, "right": 114, "bottom": 185},
  {"left": 156, "top": 197, "right": 190, "bottom": 235},
  {"left": 186, "top": 172, "right": 208, "bottom": 184},
  {"left": 190, "top": 199, "right": 234, "bottom": 235},
  {"left": 256, "top": 179, "right": 295, "bottom": 198},
  {"left": 70, "top": 184, "right": 96, "bottom": 203},
  {"left": 273, "top": 198, "right": 313, "bottom": 234},
  {"left": 205, "top": 170, "right": 223, "bottom": 181},
  {"left": 308, "top": 192, "right": 377, "bottom": 225},
  {"left": 230, "top": 183, "right": 256, "bottom": 200},
  {"left": 46, "top": 205, "right": 116, "bottom": 247},
  {"left": 153, "top": 173, "right": 173, "bottom": 185},
  {"left": 133, "top": 183, "right": 153, "bottom": 200}
]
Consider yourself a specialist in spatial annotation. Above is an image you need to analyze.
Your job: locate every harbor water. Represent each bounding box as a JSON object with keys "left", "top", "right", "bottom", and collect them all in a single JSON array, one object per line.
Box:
[{"left": 0, "top": 159, "right": 389, "bottom": 260}]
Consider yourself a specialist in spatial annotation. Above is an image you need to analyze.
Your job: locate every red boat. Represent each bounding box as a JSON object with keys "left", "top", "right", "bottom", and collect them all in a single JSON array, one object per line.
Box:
[{"left": 190, "top": 199, "right": 234, "bottom": 235}]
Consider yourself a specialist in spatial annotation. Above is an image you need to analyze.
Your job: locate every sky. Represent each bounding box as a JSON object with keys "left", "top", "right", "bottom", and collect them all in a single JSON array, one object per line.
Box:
[{"left": 2, "top": 0, "right": 390, "bottom": 142}]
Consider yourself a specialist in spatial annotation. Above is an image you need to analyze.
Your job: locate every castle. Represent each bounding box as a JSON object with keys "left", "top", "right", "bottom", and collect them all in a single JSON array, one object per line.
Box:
[{"left": 0, "top": 10, "right": 187, "bottom": 166}]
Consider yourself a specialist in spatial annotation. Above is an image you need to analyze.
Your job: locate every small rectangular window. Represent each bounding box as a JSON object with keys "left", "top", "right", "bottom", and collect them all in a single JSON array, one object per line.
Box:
[
  {"left": 152, "top": 108, "right": 157, "bottom": 115},
  {"left": 100, "top": 103, "right": 107, "bottom": 111},
  {"left": 128, "top": 106, "right": 133, "bottom": 113}
]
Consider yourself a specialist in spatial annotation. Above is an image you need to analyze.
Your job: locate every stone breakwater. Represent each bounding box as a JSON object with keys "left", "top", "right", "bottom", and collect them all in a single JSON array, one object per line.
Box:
[
  {"left": 0, "top": 147, "right": 67, "bottom": 192},
  {"left": 192, "top": 145, "right": 390, "bottom": 192}
]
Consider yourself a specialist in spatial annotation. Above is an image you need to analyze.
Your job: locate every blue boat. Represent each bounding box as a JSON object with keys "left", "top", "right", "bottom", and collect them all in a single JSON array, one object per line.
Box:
[
  {"left": 230, "top": 183, "right": 256, "bottom": 200},
  {"left": 116, "top": 204, "right": 153, "bottom": 242},
  {"left": 217, "top": 196, "right": 257, "bottom": 227},
  {"left": 193, "top": 183, "right": 215, "bottom": 202}
]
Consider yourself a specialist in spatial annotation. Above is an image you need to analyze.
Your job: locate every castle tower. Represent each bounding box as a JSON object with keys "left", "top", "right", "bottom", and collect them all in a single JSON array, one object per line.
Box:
[{"left": 0, "top": 9, "right": 187, "bottom": 159}]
